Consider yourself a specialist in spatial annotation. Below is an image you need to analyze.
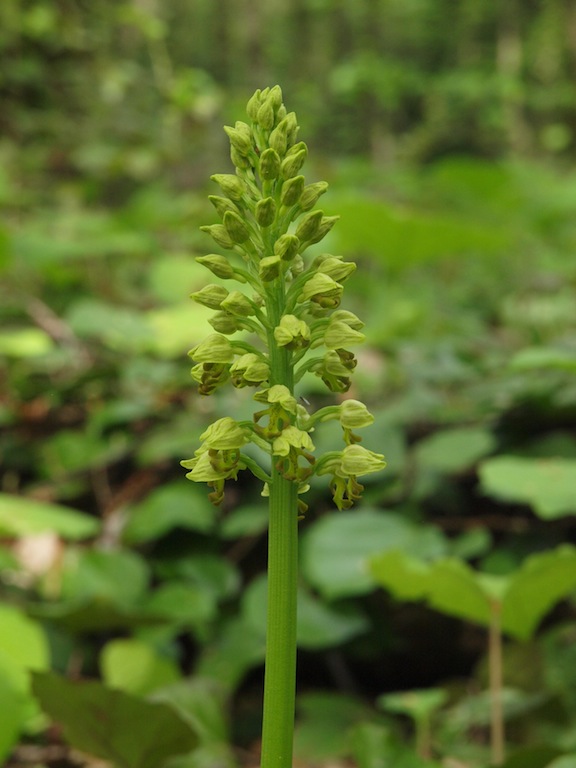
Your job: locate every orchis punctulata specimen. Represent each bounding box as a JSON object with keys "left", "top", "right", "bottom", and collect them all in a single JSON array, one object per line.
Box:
[
  {"left": 182, "top": 86, "right": 385, "bottom": 512},
  {"left": 182, "top": 86, "right": 385, "bottom": 768}
]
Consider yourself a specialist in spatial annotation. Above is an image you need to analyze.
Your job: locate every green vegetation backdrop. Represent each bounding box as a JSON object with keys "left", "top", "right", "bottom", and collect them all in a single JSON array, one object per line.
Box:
[{"left": 1, "top": 2, "right": 576, "bottom": 767}]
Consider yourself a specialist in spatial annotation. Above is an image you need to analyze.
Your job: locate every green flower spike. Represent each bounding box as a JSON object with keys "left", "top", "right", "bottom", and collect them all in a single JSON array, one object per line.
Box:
[{"left": 181, "top": 86, "right": 385, "bottom": 768}]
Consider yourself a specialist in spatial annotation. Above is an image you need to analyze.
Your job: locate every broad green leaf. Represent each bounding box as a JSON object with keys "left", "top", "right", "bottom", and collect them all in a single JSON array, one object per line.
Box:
[
  {"left": 502, "top": 547, "right": 576, "bottom": 641},
  {"left": 154, "top": 554, "right": 239, "bottom": 603},
  {"left": 242, "top": 575, "right": 369, "bottom": 649},
  {"left": 414, "top": 426, "right": 495, "bottom": 473},
  {"left": 40, "top": 428, "right": 130, "bottom": 478},
  {"left": 144, "top": 582, "right": 217, "bottom": 628},
  {"left": 32, "top": 672, "right": 198, "bottom": 768},
  {"left": 147, "top": 303, "right": 216, "bottom": 358},
  {"left": 61, "top": 548, "right": 149, "bottom": 609},
  {"left": 0, "top": 603, "right": 49, "bottom": 677},
  {"left": 378, "top": 688, "right": 448, "bottom": 720},
  {"left": 479, "top": 456, "right": 576, "bottom": 518},
  {"left": 101, "top": 639, "right": 180, "bottom": 696},
  {"left": 294, "top": 692, "right": 372, "bottom": 761},
  {"left": 510, "top": 347, "right": 576, "bottom": 373},
  {"left": 151, "top": 678, "right": 229, "bottom": 744},
  {"left": 425, "top": 559, "right": 493, "bottom": 626},
  {"left": 0, "top": 671, "right": 28, "bottom": 764},
  {"left": 0, "top": 494, "right": 99, "bottom": 539},
  {"left": 332, "top": 194, "right": 510, "bottom": 272},
  {"left": 545, "top": 755, "right": 576, "bottom": 768},
  {"left": 302, "top": 510, "right": 447, "bottom": 599},
  {"left": 123, "top": 481, "right": 215, "bottom": 544},
  {"left": 0, "top": 605, "right": 50, "bottom": 759},
  {"left": 495, "top": 745, "right": 563, "bottom": 768},
  {"left": 67, "top": 298, "right": 153, "bottom": 352},
  {"left": 147, "top": 254, "right": 208, "bottom": 304},
  {"left": 218, "top": 503, "right": 268, "bottom": 539},
  {"left": 369, "top": 550, "right": 431, "bottom": 600},
  {"left": 0, "top": 328, "right": 53, "bottom": 357},
  {"left": 196, "top": 617, "right": 265, "bottom": 691}
]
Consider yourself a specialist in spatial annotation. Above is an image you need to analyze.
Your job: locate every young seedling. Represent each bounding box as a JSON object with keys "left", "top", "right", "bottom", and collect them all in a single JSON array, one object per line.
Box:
[
  {"left": 370, "top": 545, "right": 576, "bottom": 765},
  {"left": 182, "top": 86, "right": 386, "bottom": 768}
]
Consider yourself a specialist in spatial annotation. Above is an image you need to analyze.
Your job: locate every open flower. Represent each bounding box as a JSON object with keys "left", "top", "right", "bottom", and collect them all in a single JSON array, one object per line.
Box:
[{"left": 274, "top": 314, "right": 311, "bottom": 350}]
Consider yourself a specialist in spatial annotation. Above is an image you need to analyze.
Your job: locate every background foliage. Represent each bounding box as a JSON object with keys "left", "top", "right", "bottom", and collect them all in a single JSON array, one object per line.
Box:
[{"left": 1, "top": 1, "right": 576, "bottom": 767}]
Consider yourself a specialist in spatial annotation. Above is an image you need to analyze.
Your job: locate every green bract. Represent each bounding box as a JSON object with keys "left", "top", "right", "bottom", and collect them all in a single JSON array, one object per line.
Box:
[{"left": 182, "top": 86, "right": 385, "bottom": 510}]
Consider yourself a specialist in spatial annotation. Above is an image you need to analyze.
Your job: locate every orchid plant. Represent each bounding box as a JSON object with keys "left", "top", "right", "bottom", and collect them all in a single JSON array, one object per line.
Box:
[{"left": 182, "top": 85, "right": 385, "bottom": 768}]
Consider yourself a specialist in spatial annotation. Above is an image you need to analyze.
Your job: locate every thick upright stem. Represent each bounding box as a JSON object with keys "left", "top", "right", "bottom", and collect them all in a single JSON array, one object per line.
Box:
[
  {"left": 260, "top": 472, "right": 299, "bottom": 768},
  {"left": 260, "top": 279, "right": 299, "bottom": 768},
  {"left": 489, "top": 601, "right": 505, "bottom": 766}
]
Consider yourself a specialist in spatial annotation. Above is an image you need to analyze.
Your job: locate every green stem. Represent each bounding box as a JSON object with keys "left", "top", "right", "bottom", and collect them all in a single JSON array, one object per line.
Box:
[
  {"left": 260, "top": 278, "right": 299, "bottom": 768},
  {"left": 260, "top": 471, "right": 299, "bottom": 768}
]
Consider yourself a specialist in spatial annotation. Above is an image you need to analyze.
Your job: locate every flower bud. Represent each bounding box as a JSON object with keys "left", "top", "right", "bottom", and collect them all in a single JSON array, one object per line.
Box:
[
  {"left": 280, "top": 149, "right": 307, "bottom": 179},
  {"left": 295, "top": 209, "right": 323, "bottom": 242},
  {"left": 299, "top": 181, "right": 328, "bottom": 211},
  {"left": 200, "top": 416, "right": 249, "bottom": 450},
  {"left": 196, "top": 254, "right": 235, "bottom": 280},
  {"left": 308, "top": 215, "right": 339, "bottom": 245},
  {"left": 190, "top": 283, "right": 229, "bottom": 310},
  {"left": 315, "top": 255, "right": 356, "bottom": 283},
  {"left": 324, "top": 320, "right": 365, "bottom": 349},
  {"left": 208, "top": 311, "right": 243, "bottom": 334},
  {"left": 200, "top": 224, "right": 235, "bottom": 250},
  {"left": 340, "top": 444, "right": 386, "bottom": 476},
  {"left": 274, "top": 314, "right": 311, "bottom": 350},
  {"left": 246, "top": 89, "right": 263, "bottom": 121},
  {"left": 211, "top": 173, "right": 245, "bottom": 202},
  {"left": 269, "top": 120, "right": 289, "bottom": 155},
  {"left": 230, "top": 353, "right": 270, "bottom": 387},
  {"left": 259, "top": 255, "right": 282, "bottom": 282},
  {"left": 223, "top": 210, "right": 251, "bottom": 244},
  {"left": 208, "top": 195, "right": 239, "bottom": 218},
  {"left": 223, "top": 121, "right": 253, "bottom": 155},
  {"left": 268, "top": 84, "right": 283, "bottom": 111},
  {"left": 338, "top": 400, "right": 374, "bottom": 429},
  {"left": 331, "top": 309, "right": 365, "bottom": 330},
  {"left": 220, "top": 290, "right": 255, "bottom": 317},
  {"left": 255, "top": 196, "right": 277, "bottom": 227},
  {"left": 189, "top": 333, "right": 234, "bottom": 364},
  {"left": 274, "top": 234, "right": 300, "bottom": 261},
  {"left": 283, "top": 112, "right": 299, "bottom": 145},
  {"left": 256, "top": 99, "right": 275, "bottom": 130},
  {"left": 281, "top": 175, "right": 305, "bottom": 207},
  {"left": 298, "top": 273, "right": 343, "bottom": 308},
  {"left": 259, "top": 148, "right": 281, "bottom": 180},
  {"left": 231, "top": 145, "right": 252, "bottom": 170}
]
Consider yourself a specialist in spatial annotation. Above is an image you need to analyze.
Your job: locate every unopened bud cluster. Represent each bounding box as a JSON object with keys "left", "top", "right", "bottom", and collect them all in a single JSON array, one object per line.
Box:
[{"left": 182, "top": 86, "right": 385, "bottom": 510}]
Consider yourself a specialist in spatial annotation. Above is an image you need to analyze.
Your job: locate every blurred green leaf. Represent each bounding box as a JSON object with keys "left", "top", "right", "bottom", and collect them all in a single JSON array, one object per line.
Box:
[
  {"left": 32, "top": 672, "right": 198, "bottom": 768},
  {"left": 0, "top": 328, "right": 53, "bottom": 357},
  {"left": 145, "top": 582, "right": 217, "bottom": 628},
  {"left": 61, "top": 548, "right": 149, "bottom": 608},
  {"left": 302, "top": 510, "right": 447, "bottom": 599},
  {"left": 123, "top": 481, "right": 215, "bottom": 544},
  {"left": 370, "top": 546, "right": 576, "bottom": 640},
  {"left": 479, "top": 456, "right": 576, "bottom": 518},
  {"left": 378, "top": 688, "right": 448, "bottom": 720},
  {"left": 152, "top": 678, "right": 229, "bottom": 745},
  {"left": 414, "top": 426, "right": 495, "bottom": 473},
  {"left": 0, "top": 493, "right": 99, "bottom": 538},
  {"left": 101, "top": 638, "right": 180, "bottom": 696},
  {"left": 294, "top": 692, "right": 373, "bottom": 761},
  {"left": 243, "top": 575, "right": 369, "bottom": 650}
]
